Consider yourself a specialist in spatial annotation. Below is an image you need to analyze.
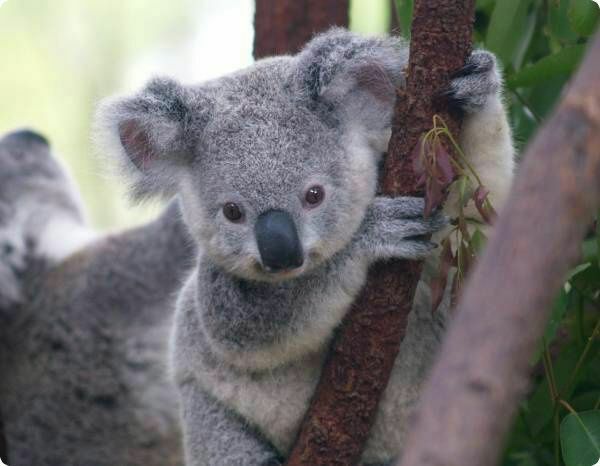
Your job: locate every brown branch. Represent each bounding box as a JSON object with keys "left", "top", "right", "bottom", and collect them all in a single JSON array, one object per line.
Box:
[
  {"left": 285, "top": 1, "right": 475, "bottom": 465},
  {"left": 397, "top": 32, "right": 600, "bottom": 466},
  {"left": 253, "top": 0, "right": 349, "bottom": 59}
]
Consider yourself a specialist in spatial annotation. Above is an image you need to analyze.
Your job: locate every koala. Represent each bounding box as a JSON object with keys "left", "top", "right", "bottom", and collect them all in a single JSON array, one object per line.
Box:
[
  {"left": 0, "top": 129, "right": 194, "bottom": 465},
  {"left": 97, "top": 28, "right": 514, "bottom": 466},
  {"left": 0, "top": 129, "right": 95, "bottom": 314}
]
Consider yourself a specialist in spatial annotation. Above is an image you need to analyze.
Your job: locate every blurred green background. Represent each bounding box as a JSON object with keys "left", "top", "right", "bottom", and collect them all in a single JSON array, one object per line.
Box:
[{"left": 0, "top": 0, "right": 389, "bottom": 230}]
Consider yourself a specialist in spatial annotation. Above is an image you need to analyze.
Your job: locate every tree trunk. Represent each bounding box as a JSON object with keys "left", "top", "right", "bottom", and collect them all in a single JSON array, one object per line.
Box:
[
  {"left": 253, "top": 0, "right": 349, "bottom": 59},
  {"left": 285, "top": 1, "right": 475, "bottom": 465},
  {"left": 397, "top": 32, "right": 600, "bottom": 466}
]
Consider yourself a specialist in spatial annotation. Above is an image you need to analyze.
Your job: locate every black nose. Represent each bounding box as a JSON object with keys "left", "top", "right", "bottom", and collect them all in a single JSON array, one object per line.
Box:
[
  {"left": 255, "top": 210, "right": 304, "bottom": 272},
  {"left": 3, "top": 129, "right": 49, "bottom": 147}
]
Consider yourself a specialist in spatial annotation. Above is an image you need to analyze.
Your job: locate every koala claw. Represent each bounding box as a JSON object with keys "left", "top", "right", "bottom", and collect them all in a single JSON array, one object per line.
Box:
[
  {"left": 445, "top": 50, "right": 500, "bottom": 114},
  {"left": 356, "top": 197, "right": 446, "bottom": 262}
]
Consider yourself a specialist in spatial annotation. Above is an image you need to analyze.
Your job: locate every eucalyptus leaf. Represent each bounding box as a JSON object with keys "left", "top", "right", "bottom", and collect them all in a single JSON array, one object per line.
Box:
[
  {"left": 507, "top": 45, "right": 586, "bottom": 88},
  {"left": 531, "top": 288, "right": 569, "bottom": 363},
  {"left": 476, "top": 0, "right": 495, "bottom": 15},
  {"left": 569, "top": 0, "right": 600, "bottom": 37},
  {"left": 581, "top": 238, "right": 598, "bottom": 265},
  {"left": 548, "top": 0, "right": 579, "bottom": 45},
  {"left": 513, "top": 10, "right": 538, "bottom": 70},
  {"left": 560, "top": 410, "right": 600, "bottom": 466},
  {"left": 567, "top": 262, "right": 592, "bottom": 282},
  {"left": 456, "top": 175, "right": 475, "bottom": 209},
  {"left": 596, "top": 208, "right": 600, "bottom": 268},
  {"left": 470, "top": 228, "right": 487, "bottom": 255},
  {"left": 394, "top": 0, "right": 413, "bottom": 39},
  {"left": 527, "top": 347, "right": 580, "bottom": 434},
  {"left": 486, "top": 0, "right": 534, "bottom": 67}
]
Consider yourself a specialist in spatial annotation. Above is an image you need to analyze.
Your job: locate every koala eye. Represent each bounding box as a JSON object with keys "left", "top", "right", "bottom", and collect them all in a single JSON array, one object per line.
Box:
[
  {"left": 223, "top": 202, "right": 243, "bottom": 222},
  {"left": 304, "top": 185, "right": 325, "bottom": 207}
]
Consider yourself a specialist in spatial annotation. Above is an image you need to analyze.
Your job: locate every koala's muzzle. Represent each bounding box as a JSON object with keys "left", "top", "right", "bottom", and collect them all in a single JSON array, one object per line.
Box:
[{"left": 255, "top": 210, "right": 304, "bottom": 272}]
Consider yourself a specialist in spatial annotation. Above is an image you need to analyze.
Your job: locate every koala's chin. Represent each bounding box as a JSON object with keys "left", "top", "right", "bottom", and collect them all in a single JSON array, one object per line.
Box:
[{"left": 218, "top": 252, "right": 310, "bottom": 284}]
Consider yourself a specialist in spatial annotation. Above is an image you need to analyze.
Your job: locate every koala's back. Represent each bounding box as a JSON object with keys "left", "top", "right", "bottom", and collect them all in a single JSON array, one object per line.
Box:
[{"left": 1, "top": 243, "right": 183, "bottom": 466}]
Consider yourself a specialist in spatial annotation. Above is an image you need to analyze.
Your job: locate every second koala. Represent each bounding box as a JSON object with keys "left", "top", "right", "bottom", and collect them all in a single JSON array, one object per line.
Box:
[{"left": 97, "top": 29, "right": 514, "bottom": 465}]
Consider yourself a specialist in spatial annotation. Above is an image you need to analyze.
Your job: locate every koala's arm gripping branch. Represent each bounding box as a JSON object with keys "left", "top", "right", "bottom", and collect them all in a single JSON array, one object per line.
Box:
[
  {"left": 284, "top": 1, "right": 475, "bottom": 465},
  {"left": 397, "top": 32, "right": 600, "bottom": 466}
]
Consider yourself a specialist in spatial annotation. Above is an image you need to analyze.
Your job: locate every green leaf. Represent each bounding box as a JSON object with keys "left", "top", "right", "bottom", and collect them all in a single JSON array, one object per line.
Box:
[
  {"left": 531, "top": 288, "right": 569, "bottom": 363},
  {"left": 581, "top": 238, "right": 598, "bottom": 265},
  {"left": 569, "top": 0, "right": 600, "bottom": 37},
  {"left": 571, "top": 392, "right": 600, "bottom": 413},
  {"left": 548, "top": 0, "right": 579, "bottom": 45},
  {"left": 486, "top": 0, "right": 533, "bottom": 67},
  {"left": 394, "top": 0, "right": 413, "bottom": 39},
  {"left": 507, "top": 45, "right": 586, "bottom": 88},
  {"left": 567, "top": 262, "right": 592, "bottom": 282},
  {"left": 513, "top": 10, "right": 538, "bottom": 70},
  {"left": 596, "top": 208, "right": 600, "bottom": 268},
  {"left": 528, "top": 75, "right": 572, "bottom": 118},
  {"left": 570, "top": 263, "right": 600, "bottom": 298},
  {"left": 527, "top": 347, "right": 580, "bottom": 434},
  {"left": 456, "top": 175, "right": 475, "bottom": 208},
  {"left": 560, "top": 410, "right": 600, "bottom": 466},
  {"left": 470, "top": 228, "right": 487, "bottom": 255},
  {"left": 476, "top": 0, "right": 495, "bottom": 15}
]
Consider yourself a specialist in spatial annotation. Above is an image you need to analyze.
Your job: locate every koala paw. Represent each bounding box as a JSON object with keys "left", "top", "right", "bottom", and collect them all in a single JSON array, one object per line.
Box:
[
  {"left": 445, "top": 50, "right": 501, "bottom": 114},
  {"left": 358, "top": 196, "right": 447, "bottom": 262}
]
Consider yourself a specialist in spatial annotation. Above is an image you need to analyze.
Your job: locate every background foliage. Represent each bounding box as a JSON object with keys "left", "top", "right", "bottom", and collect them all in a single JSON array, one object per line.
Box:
[
  {"left": 475, "top": 2, "right": 600, "bottom": 465},
  {"left": 399, "top": 0, "right": 600, "bottom": 464},
  {"left": 0, "top": 0, "right": 388, "bottom": 229},
  {"left": 1, "top": 0, "right": 598, "bottom": 464}
]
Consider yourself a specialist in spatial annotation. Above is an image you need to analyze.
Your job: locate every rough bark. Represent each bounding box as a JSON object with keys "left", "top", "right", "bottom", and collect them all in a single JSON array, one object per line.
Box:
[
  {"left": 396, "top": 32, "right": 600, "bottom": 466},
  {"left": 253, "top": 0, "right": 349, "bottom": 59},
  {"left": 285, "top": 2, "right": 475, "bottom": 465}
]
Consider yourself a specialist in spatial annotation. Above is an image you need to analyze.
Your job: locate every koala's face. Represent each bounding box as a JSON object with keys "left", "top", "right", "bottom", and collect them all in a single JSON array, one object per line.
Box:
[
  {"left": 178, "top": 79, "right": 379, "bottom": 281},
  {"left": 97, "top": 29, "right": 407, "bottom": 281}
]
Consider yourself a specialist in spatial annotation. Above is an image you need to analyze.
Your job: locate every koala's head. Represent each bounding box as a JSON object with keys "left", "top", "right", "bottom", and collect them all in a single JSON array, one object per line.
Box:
[
  {"left": 0, "top": 129, "right": 87, "bottom": 311},
  {"left": 97, "top": 29, "right": 407, "bottom": 282}
]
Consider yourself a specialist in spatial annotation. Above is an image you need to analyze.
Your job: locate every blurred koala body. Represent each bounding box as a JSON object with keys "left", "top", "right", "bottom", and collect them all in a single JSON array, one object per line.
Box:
[
  {"left": 0, "top": 130, "right": 193, "bottom": 466},
  {"left": 97, "top": 28, "right": 515, "bottom": 465}
]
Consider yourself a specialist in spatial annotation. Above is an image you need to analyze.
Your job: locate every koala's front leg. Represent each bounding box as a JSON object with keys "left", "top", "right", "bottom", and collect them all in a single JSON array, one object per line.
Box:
[
  {"left": 446, "top": 50, "right": 515, "bottom": 219},
  {"left": 179, "top": 382, "right": 282, "bottom": 466},
  {"left": 352, "top": 197, "right": 446, "bottom": 263}
]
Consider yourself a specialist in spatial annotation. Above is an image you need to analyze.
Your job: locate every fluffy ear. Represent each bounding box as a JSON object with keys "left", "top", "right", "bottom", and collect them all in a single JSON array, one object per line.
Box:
[
  {"left": 95, "top": 78, "right": 210, "bottom": 201},
  {"left": 293, "top": 28, "right": 408, "bottom": 144}
]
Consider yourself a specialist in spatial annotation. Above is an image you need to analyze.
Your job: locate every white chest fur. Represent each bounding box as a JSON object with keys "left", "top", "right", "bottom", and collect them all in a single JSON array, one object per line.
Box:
[
  {"left": 198, "top": 350, "right": 323, "bottom": 454},
  {"left": 195, "top": 274, "right": 446, "bottom": 464}
]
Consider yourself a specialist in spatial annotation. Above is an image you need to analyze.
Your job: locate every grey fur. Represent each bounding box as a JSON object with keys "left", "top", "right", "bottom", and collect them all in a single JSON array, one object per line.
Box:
[
  {"left": 0, "top": 129, "right": 194, "bottom": 465},
  {"left": 0, "top": 130, "right": 83, "bottom": 313},
  {"left": 96, "top": 28, "right": 514, "bottom": 465},
  {"left": 448, "top": 50, "right": 501, "bottom": 113}
]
